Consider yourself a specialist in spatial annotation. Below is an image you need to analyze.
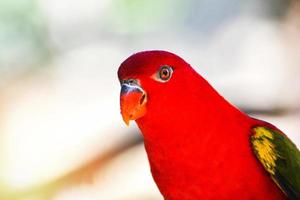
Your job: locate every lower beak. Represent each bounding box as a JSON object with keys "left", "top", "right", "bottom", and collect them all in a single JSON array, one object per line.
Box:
[{"left": 120, "top": 82, "right": 147, "bottom": 125}]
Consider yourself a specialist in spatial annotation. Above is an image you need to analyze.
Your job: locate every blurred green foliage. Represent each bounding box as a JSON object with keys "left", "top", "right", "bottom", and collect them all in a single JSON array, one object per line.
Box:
[
  {"left": 108, "top": 0, "right": 189, "bottom": 34},
  {"left": 0, "top": 0, "right": 50, "bottom": 86}
]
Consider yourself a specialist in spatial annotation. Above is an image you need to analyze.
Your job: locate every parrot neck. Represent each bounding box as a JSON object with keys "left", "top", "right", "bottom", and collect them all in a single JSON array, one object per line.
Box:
[{"left": 136, "top": 72, "right": 252, "bottom": 143}]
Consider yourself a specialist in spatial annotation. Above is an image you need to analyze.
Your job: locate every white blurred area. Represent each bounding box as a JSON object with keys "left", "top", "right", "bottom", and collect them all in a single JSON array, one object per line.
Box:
[{"left": 0, "top": 0, "right": 299, "bottom": 199}]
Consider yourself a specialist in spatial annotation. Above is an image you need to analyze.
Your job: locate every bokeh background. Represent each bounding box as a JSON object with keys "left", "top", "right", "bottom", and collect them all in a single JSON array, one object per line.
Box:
[{"left": 0, "top": 0, "right": 299, "bottom": 199}]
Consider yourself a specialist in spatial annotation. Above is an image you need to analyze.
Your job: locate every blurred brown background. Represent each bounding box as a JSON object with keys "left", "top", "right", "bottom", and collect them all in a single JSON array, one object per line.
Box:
[{"left": 0, "top": 0, "right": 299, "bottom": 199}]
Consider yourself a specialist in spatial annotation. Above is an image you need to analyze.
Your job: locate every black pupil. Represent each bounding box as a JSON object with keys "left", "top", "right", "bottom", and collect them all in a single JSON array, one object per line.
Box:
[
  {"left": 161, "top": 68, "right": 169, "bottom": 79},
  {"left": 163, "top": 69, "right": 168, "bottom": 76}
]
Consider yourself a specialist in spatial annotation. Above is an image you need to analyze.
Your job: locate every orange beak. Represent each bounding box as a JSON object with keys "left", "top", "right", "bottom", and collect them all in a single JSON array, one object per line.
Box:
[{"left": 120, "top": 80, "right": 147, "bottom": 125}]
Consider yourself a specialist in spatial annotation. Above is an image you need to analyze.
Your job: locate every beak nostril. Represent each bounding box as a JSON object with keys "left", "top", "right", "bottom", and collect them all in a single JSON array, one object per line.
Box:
[
  {"left": 124, "top": 79, "right": 138, "bottom": 85},
  {"left": 140, "top": 94, "right": 146, "bottom": 105}
]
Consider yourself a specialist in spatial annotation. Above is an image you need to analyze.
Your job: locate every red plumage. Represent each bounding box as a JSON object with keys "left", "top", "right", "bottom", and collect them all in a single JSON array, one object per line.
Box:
[{"left": 118, "top": 51, "right": 287, "bottom": 199}]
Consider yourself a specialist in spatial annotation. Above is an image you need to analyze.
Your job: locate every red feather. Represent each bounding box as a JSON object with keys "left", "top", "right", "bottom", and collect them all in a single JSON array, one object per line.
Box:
[{"left": 118, "top": 51, "right": 287, "bottom": 200}]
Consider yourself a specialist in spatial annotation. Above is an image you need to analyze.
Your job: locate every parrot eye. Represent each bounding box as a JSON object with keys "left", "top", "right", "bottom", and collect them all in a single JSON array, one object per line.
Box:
[{"left": 156, "top": 65, "right": 173, "bottom": 82}]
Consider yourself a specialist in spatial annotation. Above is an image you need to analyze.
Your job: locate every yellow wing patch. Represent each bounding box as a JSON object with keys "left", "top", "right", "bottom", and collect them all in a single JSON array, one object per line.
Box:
[{"left": 251, "top": 127, "right": 278, "bottom": 175}]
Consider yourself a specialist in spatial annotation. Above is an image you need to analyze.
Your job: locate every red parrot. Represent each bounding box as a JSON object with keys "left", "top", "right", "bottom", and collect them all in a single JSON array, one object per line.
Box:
[{"left": 118, "top": 50, "right": 300, "bottom": 200}]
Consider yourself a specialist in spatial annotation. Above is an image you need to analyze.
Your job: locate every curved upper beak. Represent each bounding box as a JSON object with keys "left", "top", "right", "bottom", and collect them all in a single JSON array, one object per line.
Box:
[{"left": 120, "top": 80, "right": 147, "bottom": 125}]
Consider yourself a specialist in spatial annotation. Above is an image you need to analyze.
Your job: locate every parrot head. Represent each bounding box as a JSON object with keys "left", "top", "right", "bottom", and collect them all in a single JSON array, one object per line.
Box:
[{"left": 118, "top": 50, "right": 199, "bottom": 126}]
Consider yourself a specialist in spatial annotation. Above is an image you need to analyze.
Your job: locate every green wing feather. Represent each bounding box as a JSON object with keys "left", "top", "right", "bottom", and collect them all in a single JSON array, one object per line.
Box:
[{"left": 251, "top": 126, "right": 300, "bottom": 200}]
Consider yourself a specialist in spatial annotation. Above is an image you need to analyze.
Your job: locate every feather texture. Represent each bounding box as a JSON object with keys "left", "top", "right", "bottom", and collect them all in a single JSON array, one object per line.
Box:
[{"left": 251, "top": 126, "right": 300, "bottom": 200}]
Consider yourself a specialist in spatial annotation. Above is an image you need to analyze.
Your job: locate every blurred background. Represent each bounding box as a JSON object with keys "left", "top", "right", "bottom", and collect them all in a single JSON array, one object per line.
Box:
[{"left": 0, "top": 0, "right": 299, "bottom": 199}]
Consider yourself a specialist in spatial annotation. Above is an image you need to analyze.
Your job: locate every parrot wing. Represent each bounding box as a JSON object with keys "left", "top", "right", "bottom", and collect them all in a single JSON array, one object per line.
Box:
[{"left": 251, "top": 126, "right": 300, "bottom": 200}]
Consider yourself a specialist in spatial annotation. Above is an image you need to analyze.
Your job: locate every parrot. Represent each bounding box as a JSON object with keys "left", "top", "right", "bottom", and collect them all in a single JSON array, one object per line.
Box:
[{"left": 117, "top": 50, "right": 300, "bottom": 200}]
